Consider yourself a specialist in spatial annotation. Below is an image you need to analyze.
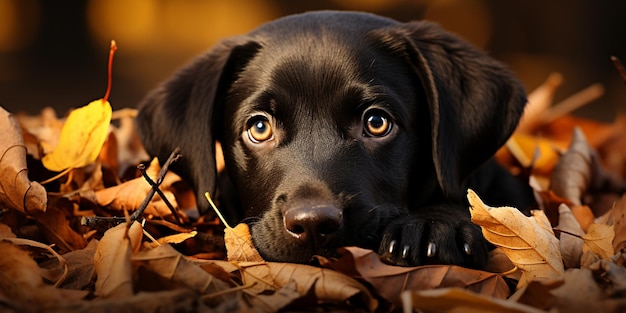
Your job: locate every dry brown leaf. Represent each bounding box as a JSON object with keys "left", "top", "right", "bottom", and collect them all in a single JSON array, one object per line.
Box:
[
  {"left": 212, "top": 259, "right": 378, "bottom": 311},
  {"left": 132, "top": 244, "right": 231, "bottom": 296},
  {"left": 225, "top": 223, "right": 264, "bottom": 262},
  {"left": 549, "top": 127, "right": 591, "bottom": 206},
  {"left": 94, "top": 221, "right": 143, "bottom": 298},
  {"left": 612, "top": 195, "right": 626, "bottom": 252},
  {"left": 468, "top": 189, "right": 564, "bottom": 289},
  {"left": 92, "top": 158, "right": 180, "bottom": 216},
  {"left": 0, "top": 106, "right": 47, "bottom": 214},
  {"left": 550, "top": 127, "right": 623, "bottom": 208},
  {"left": 401, "top": 287, "right": 546, "bottom": 313},
  {"left": 557, "top": 203, "right": 584, "bottom": 268},
  {"left": 321, "top": 247, "right": 510, "bottom": 308},
  {"left": 583, "top": 223, "right": 615, "bottom": 260}
]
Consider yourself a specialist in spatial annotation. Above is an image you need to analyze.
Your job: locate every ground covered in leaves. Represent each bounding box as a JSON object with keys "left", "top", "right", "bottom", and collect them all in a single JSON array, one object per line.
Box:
[{"left": 1, "top": 51, "right": 626, "bottom": 312}]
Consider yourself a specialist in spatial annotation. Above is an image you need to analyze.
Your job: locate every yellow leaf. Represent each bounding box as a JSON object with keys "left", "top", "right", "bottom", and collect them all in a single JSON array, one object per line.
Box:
[
  {"left": 468, "top": 189, "right": 564, "bottom": 289},
  {"left": 582, "top": 223, "right": 615, "bottom": 259},
  {"left": 42, "top": 99, "right": 112, "bottom": 171},
  {"left": 204, "top": 192, "right": 264, "bottom": 262}
]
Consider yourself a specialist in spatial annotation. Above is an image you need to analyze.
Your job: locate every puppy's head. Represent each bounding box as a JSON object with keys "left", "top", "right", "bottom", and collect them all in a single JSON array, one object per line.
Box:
[{"left": 136, "top": 11, "right": 526, "bottom": 263}]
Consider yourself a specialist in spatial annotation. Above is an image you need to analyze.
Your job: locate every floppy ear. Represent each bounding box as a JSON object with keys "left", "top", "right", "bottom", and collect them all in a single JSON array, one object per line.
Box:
[
  {"left": 136, "top": 38, "right": 261, "bottom": 217},
  {"left": 377, "top": 21, "right": 527, "bottom": 200}
]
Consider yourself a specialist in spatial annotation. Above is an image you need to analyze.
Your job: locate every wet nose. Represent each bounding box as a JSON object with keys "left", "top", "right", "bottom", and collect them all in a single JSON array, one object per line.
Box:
[{"left": 283, "top": 205, "right": 342, "bottom": 246}]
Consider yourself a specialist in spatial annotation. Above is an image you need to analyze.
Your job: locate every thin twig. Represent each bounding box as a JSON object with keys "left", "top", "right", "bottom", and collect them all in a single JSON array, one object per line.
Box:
[
  {"left": 138, "top": 163, "right": 182, "bottom": 224},
  {"left": 130, "top": 147, "right": 182, "bottom": 221},
  {"left": 81, "top": 147, "right": 182, "bottom": 228},
  {"left": 552, "top": 228, "right": 583, "bottom": 239}
]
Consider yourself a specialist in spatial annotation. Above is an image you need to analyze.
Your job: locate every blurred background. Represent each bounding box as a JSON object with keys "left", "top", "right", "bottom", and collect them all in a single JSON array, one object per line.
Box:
[{"left": 0, "top": 0, "right": 624, "bottom": 121}]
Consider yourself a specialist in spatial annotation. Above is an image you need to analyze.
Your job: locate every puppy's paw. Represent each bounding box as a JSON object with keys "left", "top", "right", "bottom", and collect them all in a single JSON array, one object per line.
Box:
[{"left": 378, "top": 211, "right": 489, "bottom": 268}]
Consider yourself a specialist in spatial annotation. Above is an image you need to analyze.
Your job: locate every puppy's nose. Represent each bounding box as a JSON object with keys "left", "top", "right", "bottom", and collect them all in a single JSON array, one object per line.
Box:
[{"left": 283, "top": 205, "right": 342, "bottom": 246}]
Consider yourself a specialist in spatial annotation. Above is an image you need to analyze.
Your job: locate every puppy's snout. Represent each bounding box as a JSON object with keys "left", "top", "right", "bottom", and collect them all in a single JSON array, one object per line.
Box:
[{"left": 283, "top": 205, "right": 342, "bottom": 246}]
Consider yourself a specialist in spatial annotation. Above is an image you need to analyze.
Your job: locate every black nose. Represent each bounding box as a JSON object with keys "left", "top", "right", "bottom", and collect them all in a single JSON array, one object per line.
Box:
[{"left": 283, "top": 205, "right": 342, "bottom": 246}]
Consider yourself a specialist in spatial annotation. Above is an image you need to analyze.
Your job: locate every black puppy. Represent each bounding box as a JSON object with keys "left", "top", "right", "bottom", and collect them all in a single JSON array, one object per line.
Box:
[{"left": 137, "top": 11, "right": 530, "bottom": 268}]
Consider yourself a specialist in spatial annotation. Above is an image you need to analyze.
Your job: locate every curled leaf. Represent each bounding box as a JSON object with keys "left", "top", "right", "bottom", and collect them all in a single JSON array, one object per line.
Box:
[
  {"left": 0, "top": 106, "right": 47, "bottom": 214},
  {"left": 468, "top": 189, "right": 564, "bottom": 289}
]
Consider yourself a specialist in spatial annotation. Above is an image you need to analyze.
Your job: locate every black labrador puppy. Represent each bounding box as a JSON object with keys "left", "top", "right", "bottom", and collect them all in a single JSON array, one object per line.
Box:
[{"left": 137, "top": 11, "right": 531, "bottom": 268}]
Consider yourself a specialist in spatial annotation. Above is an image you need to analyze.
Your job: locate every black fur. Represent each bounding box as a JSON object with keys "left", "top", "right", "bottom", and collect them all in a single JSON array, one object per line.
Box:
[{"left": 137, "top": 11, "right": 531, "bottom": 268}]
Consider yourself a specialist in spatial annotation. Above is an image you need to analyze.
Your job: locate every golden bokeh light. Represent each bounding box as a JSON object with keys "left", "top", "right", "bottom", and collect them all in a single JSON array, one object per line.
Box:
[
  {"left": 86, "top": 0, "right": 278, "bottom": 54},
  {"left": 0, "top": 0, "right": 41, "bottom": 52}
]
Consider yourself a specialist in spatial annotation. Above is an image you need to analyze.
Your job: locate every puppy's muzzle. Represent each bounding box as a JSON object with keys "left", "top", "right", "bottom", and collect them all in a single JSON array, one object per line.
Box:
[{"left": 283, "top": 204, "right": 342, "bottom": 248}]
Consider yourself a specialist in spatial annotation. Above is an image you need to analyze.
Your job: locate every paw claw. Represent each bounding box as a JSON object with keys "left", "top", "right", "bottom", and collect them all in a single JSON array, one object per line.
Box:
[
  {"left": 388, "top": 240, "right": 397, "bottom": 254},
  {"left": 426, "top": 242, "right": 436, "bottom": 258},
  {"left": 463, "top": 242, "right": 472, "bottom": 255},
  {"left": 401, "top": 245, "right": 410, "bottom": 259}
]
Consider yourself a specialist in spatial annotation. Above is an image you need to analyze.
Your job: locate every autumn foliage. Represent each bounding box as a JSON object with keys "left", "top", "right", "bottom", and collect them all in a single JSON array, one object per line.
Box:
[{"left": 1, "top": 44, "right": 626, "bottom": 312}]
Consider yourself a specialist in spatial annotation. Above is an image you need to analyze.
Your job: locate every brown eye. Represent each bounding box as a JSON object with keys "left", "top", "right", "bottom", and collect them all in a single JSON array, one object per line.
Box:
[
  {"left": 364, "top": 111, "right": 392, "bottom": 137},
  {"left": 247, "top": 117, "right": 273, "bottom": 143}
]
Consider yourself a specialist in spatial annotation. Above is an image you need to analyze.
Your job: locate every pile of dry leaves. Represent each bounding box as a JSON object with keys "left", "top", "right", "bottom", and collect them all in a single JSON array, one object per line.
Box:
[{"left": 1, "top": 44, "right": 625, "bottom": 312}]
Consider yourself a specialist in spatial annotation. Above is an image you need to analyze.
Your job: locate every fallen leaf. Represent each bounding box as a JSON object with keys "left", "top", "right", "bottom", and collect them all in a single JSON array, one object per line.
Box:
[
  {"left": 468, "top": 189, "right": 564, "bottom": 289},
  {"left": 213, "top": 259, "right": 378, "bottom": 311},
  {"left": 321, "top": 247, "right": 510, "bottom": 308},
  {"left": 583, "top": 223, "right": 615, "bottom": 260},
  {"left": 93, "top": 220, "right": 143, "bottom": 298},
  {"left": 0, "top": 106, "right": 47, "bottom": 214},
  {"left": 550, "top": 127, "right": 624, "bottom": 208},
  {"left": 401, "top": 287, "right": 546, "bottom": 313},
  {"left": 556, "top": 203, "right": 584, "bottom": 268},
  {"left": 225, "top": 223, "right": 264, "bottom": 262},
  {"left": 132, "top": 244, "right": 231, "bottom": 296},
  {"left": 41, "top": 98, "right": 112, "bottom": 172},
  {"left": 205, "top": 192, "right": 264, "bottom": 262}
]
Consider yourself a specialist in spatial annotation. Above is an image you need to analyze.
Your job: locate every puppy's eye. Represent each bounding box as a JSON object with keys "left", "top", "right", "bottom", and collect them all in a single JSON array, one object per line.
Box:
[
  {"left": 364, "top": 110, "right": 392, "bottom": 137},
  {"left": 247, "top": 116, "right": 273, "bottom": 143}
]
